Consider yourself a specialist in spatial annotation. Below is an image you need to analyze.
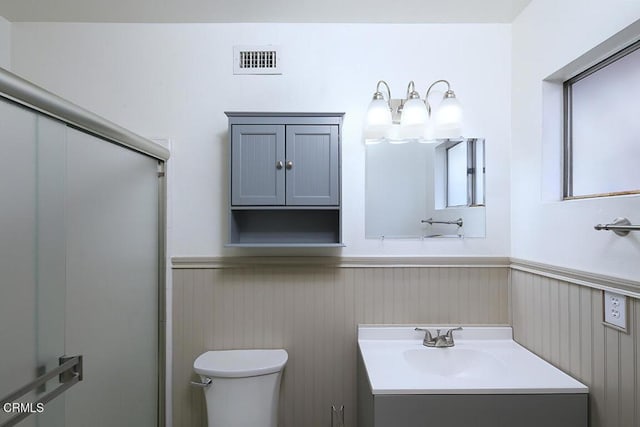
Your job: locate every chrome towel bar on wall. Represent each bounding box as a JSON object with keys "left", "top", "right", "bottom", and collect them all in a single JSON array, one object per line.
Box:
[
  {"left": 594, "top": 217, "right": 640, "bottom": 236},
  {"left": 421, "top": 217, "right": 464, "bottom": 227}
]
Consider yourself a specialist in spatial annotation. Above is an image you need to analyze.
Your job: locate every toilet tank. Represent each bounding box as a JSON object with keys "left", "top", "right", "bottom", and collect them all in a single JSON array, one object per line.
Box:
[{"left": 193, "top": 349, "right": 288, "bottom": 427}]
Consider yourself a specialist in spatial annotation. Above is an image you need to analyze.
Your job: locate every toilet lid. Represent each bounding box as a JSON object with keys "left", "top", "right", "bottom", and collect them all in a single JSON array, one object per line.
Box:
[{"left": 193, "top": 349, "right": 288, "bottom": 378}]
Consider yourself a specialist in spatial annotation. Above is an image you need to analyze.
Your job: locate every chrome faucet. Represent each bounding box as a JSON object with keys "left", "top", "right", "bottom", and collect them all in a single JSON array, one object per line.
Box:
[{"left": 415, "top": 327, "right": 463, "bottom": 347}]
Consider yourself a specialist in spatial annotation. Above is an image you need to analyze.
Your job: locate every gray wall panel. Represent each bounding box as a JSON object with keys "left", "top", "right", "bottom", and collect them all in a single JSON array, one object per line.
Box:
[
  {"left": 172, "top": 265, "right": 509, "bottom": 427},
  {"left": 512, "top": 269, "right": 640, "bottom": 427}
]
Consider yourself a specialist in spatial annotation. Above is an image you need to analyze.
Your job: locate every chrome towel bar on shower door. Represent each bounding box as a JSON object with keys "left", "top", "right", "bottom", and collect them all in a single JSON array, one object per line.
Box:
[
  {"left": 0, "top": 355, "right": 83, "bottom": 427},
  {"left": 594, "top": 217, "right": 640, "bottom": 236}
]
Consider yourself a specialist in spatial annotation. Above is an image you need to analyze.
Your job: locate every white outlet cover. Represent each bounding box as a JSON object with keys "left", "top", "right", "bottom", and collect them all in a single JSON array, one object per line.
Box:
[{"left": 603, "top": 291, "right": 627, "bottom": 331}]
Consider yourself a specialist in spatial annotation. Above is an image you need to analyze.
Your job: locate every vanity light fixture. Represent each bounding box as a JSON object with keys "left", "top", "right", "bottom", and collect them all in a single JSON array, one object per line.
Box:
[{"left": 364, "top": 79, "right": 463, "bottom": 144}]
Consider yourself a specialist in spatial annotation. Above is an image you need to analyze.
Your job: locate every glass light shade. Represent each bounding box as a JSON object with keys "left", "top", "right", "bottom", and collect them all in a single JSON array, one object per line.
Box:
[
  {"left": 433, "top": 96, "right": 463, "bottom": 139},
  {"left": 364, "top": 98, "right": 392, "bottom": 141},
  {"left": 400, "top": 98, "right": 428, "bottom": 140},
  {"left": 400, "top": 98, "right": 428, "bottom": 126}
]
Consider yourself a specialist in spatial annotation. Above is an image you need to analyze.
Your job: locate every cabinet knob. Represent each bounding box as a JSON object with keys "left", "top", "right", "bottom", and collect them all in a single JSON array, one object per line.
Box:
[
  {"left": 286, "top": 161, "right": 293, "bottom": 170},
  {"left": 276, "top": 161, "right": 283, "bottom": 170}
]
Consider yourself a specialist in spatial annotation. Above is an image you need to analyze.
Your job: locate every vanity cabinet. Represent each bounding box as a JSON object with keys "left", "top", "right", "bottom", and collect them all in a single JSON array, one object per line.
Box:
[
  {"left": 357, "top": 352, "right": 587, "bottom": 427},
  {"left": 226, "top": 112, "right": 343, "bottom": 247}
]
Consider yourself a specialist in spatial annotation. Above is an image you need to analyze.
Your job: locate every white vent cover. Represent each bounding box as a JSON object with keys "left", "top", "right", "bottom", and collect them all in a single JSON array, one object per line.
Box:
[{"left": 233, "top": 45, "right": 283, "bottom": 75}]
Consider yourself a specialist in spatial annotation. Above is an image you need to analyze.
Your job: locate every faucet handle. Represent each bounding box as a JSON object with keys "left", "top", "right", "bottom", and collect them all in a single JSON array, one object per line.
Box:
[
  {"left": 414, "top": 327, "right": 433, "bottom": 344},
  {"left": 444, "top": 326, "right": 463, "bottom": 342}
]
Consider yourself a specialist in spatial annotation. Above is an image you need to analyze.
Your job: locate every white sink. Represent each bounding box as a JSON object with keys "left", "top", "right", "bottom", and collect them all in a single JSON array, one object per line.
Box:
[
  {"left": 358, "top": 325, "right": 588, "bottom": 395},
  {"left": 403, "top": 347, "right": 505, "bottom": 379}
]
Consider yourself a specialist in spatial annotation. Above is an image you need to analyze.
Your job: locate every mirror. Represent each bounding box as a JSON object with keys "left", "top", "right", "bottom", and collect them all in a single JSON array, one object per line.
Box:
[{"left": 365, "top": 138, "right": 485, "bottom": 239}]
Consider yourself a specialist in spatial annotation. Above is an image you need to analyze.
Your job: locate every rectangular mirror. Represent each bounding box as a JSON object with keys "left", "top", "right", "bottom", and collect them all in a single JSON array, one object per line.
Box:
[{"left": 365, "top": 138, "right": 485, "bottom": 239}]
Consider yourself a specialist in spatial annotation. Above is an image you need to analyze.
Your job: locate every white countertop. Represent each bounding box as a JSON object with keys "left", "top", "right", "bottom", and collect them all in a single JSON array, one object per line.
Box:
[{"left": 358, "top": 325, "right": 589, "bottom": 395}]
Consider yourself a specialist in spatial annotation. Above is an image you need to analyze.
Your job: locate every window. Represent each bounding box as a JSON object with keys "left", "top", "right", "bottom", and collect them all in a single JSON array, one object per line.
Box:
[
  {"left": 563, "top": 40, "right": 640, "bottom": 199},
  {"left": 445, "top": 138, "right": 485, "bottom": 207}
]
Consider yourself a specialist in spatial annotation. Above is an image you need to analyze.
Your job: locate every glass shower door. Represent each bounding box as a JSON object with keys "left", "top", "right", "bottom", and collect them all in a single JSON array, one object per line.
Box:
[
  {"left": 1, "top": 98, "right": 160, "bottom": 426},
  {"left": 62, "top": 127, "right": 159, "bottom": 427},
  {"left": 34, "top": 114, "right": 69, "bottom": 427},
  {"left": 0, "top": 100, "right": 67, "bottom": 427}
]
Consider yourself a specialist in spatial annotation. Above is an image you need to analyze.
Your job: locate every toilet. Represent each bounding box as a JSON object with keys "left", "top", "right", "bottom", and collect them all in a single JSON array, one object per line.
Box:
[{"left": 193, "top": 349, "right": 288, "bottom": 427}]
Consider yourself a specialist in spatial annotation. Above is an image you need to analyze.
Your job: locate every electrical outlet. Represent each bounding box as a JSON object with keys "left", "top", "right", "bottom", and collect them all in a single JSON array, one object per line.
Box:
[{"left": 603, "top": 291, "right": 627, "bottom": 331}]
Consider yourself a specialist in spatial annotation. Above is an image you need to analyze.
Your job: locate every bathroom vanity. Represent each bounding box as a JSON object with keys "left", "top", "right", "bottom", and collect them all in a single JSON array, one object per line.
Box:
[{"left": 357, "top": 326, "right": 588, "bottom": 427}]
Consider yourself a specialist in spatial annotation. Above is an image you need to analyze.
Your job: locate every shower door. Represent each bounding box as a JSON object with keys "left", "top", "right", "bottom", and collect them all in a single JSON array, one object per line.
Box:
[{"left": 0, "top": 98, "right": 161, "bottom": 426}]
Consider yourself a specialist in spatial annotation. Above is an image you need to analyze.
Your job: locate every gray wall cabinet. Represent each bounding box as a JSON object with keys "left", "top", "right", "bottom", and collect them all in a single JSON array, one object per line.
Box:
[{"left": 226, "top": 112, "right": 344, "bottom": 247}]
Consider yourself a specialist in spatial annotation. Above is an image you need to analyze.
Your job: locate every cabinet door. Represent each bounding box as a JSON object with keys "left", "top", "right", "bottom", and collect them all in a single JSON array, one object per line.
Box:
[
  {"left": 285, "top": 125, "right": 339, "bottom": 205},
  {"left": 231, "top": 124, "right": 285, "bottom": 205}
]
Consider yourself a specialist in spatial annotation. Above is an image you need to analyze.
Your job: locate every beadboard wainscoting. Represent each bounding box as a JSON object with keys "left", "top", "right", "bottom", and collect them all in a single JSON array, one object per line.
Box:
[
  {"left": 511, "top": 268, "right": 640, "bottom": 427},
  {"left": 172, "top": 259, "right": 510, "bottom": 427}
]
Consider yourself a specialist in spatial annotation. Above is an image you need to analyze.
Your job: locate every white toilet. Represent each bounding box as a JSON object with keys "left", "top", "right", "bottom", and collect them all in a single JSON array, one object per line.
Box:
[{"left": 193, "top": 349, "right": 288, "bottom": 427}]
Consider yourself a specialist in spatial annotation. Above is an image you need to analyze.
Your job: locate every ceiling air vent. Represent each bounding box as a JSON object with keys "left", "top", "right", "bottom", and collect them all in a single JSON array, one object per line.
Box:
[{"left": 233, "top": 45, "right": 283, "bottom": 75}]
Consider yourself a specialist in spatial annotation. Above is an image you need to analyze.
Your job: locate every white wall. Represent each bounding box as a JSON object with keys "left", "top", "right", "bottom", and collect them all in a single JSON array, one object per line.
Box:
[
  {"left": 512, "top": 1, "right": 640, "bottom": 282},
  {"left": 11, "top": 23, "right": 511, "bottom": 257},
  {"left": 0, "top": 16, "right": 10, "bottom": 69}
]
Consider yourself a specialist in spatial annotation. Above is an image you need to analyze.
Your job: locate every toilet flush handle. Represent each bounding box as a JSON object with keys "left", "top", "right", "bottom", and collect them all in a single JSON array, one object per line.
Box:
[{"left": 190, "top": 377, "right": 212, "bottom": 388}]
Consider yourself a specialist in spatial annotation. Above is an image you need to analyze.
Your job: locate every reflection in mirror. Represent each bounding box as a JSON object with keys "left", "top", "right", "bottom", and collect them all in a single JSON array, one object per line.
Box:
[
  {"left": 440, "top": 139, "right": 485, "bottom": 208},
  {"left": 365, "top": 139, "right": 485, "bottom": 239},
  {"left": 446, "top": 142, "right": 468, "bottom": 206}
]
